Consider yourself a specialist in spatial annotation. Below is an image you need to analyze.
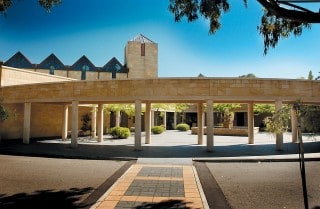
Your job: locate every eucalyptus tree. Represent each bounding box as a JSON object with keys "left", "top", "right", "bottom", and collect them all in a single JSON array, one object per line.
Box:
[{"left": 168, "top": 0, "right": 318, "bottom": 55}]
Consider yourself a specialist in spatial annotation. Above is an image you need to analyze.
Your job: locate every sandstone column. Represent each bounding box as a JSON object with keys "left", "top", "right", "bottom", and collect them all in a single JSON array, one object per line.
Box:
[
  {"left": 71, "top": 100, "right": 78, "bottom": 148},
  {"left": 291, "top": 107, "right": 298, "bottom": 143},
  {"left": 173, "top": 112, "right": 177, "bottom": 129},
  {"left": 206, "top": 100, "right": 214, "bottom": 152},
  {"left": 151, "top": 109, "right": 155, "bottom": 127},
  {"left": 248, "top": 102, "right": 254, "bottom": 144},
  {"left": 197, "top": 102, "right": 204, "bottom": 145},
  {"left": 62, "top": 104, "right": 68, "bottom": 141},
  {"left": 97, "top": 103, "right": 104, "bottom": 142},
  {"left": 115, "top": 110, "right": 121, "bottom": 127},
  {"left": 163, "top": 111, "right": 167, "bottom": 130},
  {"left": 145, "top": 102, "right": 151, "bottom": 144},
  {"left": 91, "top": 105, "right": 97, "bottom": 138},
  {"left": 135, "top": 100, "right": 142, "bottom": 150},
  {"left": 23, "top": 102, "right": 31, "bottom": 144},
  {"left": 275, "top": 99, "right": 283, "bottom": 150}
]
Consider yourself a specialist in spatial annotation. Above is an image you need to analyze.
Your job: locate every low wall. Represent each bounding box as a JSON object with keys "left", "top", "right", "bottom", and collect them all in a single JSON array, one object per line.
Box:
[
  {"left": 191, "top": 126, "right": 259, "bottom": 136},
  {"left": 1, "top": 66, "right": 75, "bottom": 87}
]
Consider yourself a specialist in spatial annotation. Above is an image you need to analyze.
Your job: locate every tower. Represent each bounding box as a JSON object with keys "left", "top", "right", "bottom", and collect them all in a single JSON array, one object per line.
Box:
[{"left": 124, "top": 34, "right": 158, "bottom": 79}]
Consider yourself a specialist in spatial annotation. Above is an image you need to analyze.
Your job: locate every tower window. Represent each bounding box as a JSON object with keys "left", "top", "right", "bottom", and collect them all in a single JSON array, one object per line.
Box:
[{"left": 141, "top": 43, "right": 145, "bottom": 56}]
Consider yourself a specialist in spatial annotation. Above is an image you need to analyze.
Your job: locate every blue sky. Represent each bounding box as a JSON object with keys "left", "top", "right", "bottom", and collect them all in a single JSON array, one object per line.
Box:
[{"left": 0, "top": 0, "right": 319, "bottom": 78}]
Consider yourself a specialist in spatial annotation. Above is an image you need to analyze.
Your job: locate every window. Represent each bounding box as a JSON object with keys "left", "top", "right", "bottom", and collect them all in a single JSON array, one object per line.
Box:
[
  {"left": 115, "top": 64, "right": 121, "bottom": 71},
  {"left": 81, "top": 65, "right": 89, "bottom": 80},
  {"left": 49, "top": 65, "right": 55, "bottom": 75},
  {"left": 141, "top": 43, "right": 145, "bottom": 56}
]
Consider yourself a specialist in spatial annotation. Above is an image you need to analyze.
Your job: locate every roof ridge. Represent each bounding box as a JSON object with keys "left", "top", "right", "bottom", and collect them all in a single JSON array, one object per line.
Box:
[{"left": 131, "top": 34, "right": 154, "bottom": 43}]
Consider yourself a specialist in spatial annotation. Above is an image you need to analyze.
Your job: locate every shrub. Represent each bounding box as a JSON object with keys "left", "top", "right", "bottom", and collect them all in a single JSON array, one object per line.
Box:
[
  {"left": 176, "top": 123, "right": 190, "bottom": 131},
  {"left": 151, "top": 126, "right": 164, "bottom": 134},
  {"left": 110, "top": 126, "right": 131, "bottom": 139}
]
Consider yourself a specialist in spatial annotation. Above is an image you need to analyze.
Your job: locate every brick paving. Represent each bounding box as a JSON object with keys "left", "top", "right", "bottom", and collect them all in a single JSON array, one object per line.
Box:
[{"left": 91, "top": 164, "right": 207, "bottom": 209}]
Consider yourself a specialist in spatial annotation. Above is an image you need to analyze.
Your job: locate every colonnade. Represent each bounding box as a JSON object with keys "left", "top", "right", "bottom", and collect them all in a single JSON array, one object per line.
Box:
[{"left": 22, "top": 99, "right": 300, "bottom": 151}]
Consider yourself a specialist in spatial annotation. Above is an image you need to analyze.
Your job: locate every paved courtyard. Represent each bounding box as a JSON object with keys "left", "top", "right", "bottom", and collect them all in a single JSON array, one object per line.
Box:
[{"left": 0, "top": 131, "right": 319, "bottom": 209}]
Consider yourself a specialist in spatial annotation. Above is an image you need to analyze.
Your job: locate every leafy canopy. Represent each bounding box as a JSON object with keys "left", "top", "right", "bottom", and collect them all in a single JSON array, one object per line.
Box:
[{"left": 169, "top": 0, "right": 313, "bottom": 55}]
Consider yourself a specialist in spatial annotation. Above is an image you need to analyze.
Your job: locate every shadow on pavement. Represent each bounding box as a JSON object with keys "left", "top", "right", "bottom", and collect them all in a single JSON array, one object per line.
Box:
[
  {"left": 135, "top": 200, "right": 190, "bottom": 209},
  {"left": 0, "top": 138, "right": 319, "bottom": 160},
  {"left": 0, "top": 187, "right": 93, "bottom": 209}
]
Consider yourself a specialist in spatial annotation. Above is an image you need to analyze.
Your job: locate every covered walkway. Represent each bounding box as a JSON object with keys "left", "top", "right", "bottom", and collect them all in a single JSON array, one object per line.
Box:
[{"left": 1, "top": 65, "right": 320, "bottom": 152}]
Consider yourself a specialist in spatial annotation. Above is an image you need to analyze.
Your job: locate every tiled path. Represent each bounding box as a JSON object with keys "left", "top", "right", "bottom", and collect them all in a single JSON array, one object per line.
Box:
[{"left": 91, "top": 164, "right": 208, "bottom": 209}]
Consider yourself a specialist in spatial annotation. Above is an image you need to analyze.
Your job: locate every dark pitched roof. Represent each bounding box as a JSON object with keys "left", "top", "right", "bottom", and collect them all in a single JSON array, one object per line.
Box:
[
  {"left": 4, "top": 51, "right": 34, "bottom": 69},
  {"left": 38, "top": 53, "right": 65, "bottom": 70},
  {"left": 70, "top": 55, "right": 96, "bottom": 71},
  {"left": 102, "top": 57, "right": 127, "bottom": 73}
]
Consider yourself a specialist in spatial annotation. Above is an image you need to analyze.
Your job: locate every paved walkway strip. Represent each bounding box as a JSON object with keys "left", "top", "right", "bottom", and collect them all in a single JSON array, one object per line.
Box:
[{"left": 92, "top": 164, "right": 208, "bottom": 209}]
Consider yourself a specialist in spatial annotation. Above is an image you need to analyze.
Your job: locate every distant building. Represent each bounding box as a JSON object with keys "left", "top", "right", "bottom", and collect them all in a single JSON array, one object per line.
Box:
[{"left": 4, "top": 34, "right": 158, "bottom": 80}]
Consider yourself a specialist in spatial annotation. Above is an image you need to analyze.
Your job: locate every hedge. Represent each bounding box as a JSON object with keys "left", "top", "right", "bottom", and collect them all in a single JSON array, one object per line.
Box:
[
  {"left": 110, "top": 126, "right": 131, "bottom": 139},
  {"left": 151, "top": 126, "right": 164, "bottom": 134},
  {"left": 176, "top": 123, "right": 190, "bottom": 131}
]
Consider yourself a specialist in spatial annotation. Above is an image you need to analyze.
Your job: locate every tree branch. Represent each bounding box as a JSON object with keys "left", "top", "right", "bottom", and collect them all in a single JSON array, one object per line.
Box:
[{"left": 257, "top": 0, "right": 320, "bottom": 23}]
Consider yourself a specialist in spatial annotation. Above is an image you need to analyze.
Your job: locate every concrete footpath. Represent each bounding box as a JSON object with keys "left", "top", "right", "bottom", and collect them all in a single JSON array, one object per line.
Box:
[
  {"left": 0, "top": 131, "right": 319, "bottom": 209},
  {"left": 0, "top": 131, "right": 319, "bottom": 161}
]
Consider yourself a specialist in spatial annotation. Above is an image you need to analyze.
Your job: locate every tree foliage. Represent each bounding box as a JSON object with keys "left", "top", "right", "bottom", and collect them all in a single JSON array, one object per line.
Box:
[
  {"left": 239, "top": 73, "right": 256, "bottom": 78},
  {"left": 307, "top": 70, "right": 313, "bottom": 80},
  {"left": 104, "top": 104, "right": 135, "bottom": 117},
  {"left": 0, "top": 0, "right": 61, "bottom": 13},
  {"left": 38, "top": 0, "right": 61, "bottom": 12},
  {"left": 254, "top": 104, "right": 275, "bottom": 115},
  {"left": 213, "top": 103, "right": 240, "bottom": 124},
  {"left": 0, "top": 104, "right": 9, "bottom": 122},
  {"left": 300, "top": 105, "right": 320, "bottom": 133},
  {"left": 169, "top": 0, "right": 314, "bottom": 55},
  {"left": 263, "top": 105, "right": 290, "bottom": 134},
  {"left": 257, "top": 10, "right": 310, "bottom": 55}
]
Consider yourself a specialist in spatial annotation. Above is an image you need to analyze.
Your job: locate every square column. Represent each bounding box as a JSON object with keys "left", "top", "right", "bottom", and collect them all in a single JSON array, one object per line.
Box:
[
  {"left": 71, "top": 100, "right": 78, "bottom": 148},
  {"left": 197, "top": 102, "right": 204, "bottom": 145},
  {"left": 91, "top": 105, "right": 97, "bottom": 138},
  {"left": 248, "top": 102, "right": 254, "bottom": 144},
  {"left": 135, "top": 100, "right": 142, "bottom": 150},
  {"left": 173, "top": 112, "right": 177, "bottom": 129},
  {"left": 163, "top": 111, "right": 167, "bottom": 130},
  {"left": 23, "top": 102, "right": 31, "bottom": 144},
  {"left": 275, "top": 99, "right": 283, "bottom": 150},
  {"left": 145, "top": 102, "right": 151, "bottom": 144},
  {"left": 97, "top": 103, "right": 104, "bottom": 142},
  {"left": 291, "top": 107, "right": 298, "bottom": 143},
  {"left": 206, "top": 100, "right": 214, "bottom": 152},
  {"left": 151, "top": 110, "right": 155, "bottom": 127},
  {"left": 115, "top": 110, "right": 121, "bottom": 127},
  {"left": 61, "top": 104, "right": 68, "bottom": 141}
]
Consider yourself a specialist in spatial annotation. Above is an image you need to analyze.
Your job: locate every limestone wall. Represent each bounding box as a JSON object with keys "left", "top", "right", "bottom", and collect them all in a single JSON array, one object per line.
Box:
[
  {"left": 0, "top": 103, "right": 97, "bottom": 139},
  {"left": 99, "top": 72, "right": 112, "bottom": 80},
  {"left": 125, "top": 41, "right": 158, "bottom": 79},
  {"left": 68, "top": 71, "right": 82, "bottom": 80},
  {"left": 2, "top": 78, "right": 319, "bottom": 104},
  {"left": 86, "top": 72, "right": 99, "bottom": 81},
  {"left": 0, "top": 66, "right": 75, "bottom": 87}
]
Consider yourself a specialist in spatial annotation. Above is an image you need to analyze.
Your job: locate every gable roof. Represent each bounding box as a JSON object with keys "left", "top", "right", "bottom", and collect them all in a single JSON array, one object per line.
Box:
[
  {"left": 102, "top": 57, "right": 127, "bottom": 73},
  {"left": 4, "top": 51, "right": 34, "bottom": 69},
  {"left": 38, "top": 53, "right": 65, "bottom": 70},
  {"left": 131, "top": 34, "right": 155, "bottom": 44},
  {"left": 70, "top": 55, "right": 96, "bottom": 71}
]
